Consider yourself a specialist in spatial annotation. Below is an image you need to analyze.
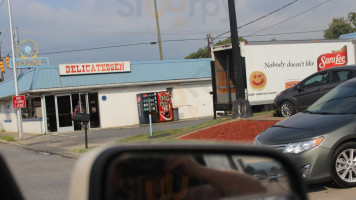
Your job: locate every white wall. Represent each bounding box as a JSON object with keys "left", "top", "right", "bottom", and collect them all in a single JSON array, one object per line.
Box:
[
  {"left": 1, "top": 100, "right": 18, "bottom": 133},
  {"left": 0, "top": 100, "right": 44, "bottom": 134},
  {"left": 98, "top": 81, "right": 213, "bottom": 128},
  {"left": 171, "top": 82, "right": 213, "bottom": 119},
  {"left": 22, "top": 120, "right": 44, "bottom": 134},
  {"left": 98, "top": 87, "right": 143, "bottom": 128},
  {"left": 0, "top": 80, "right": 214, "bottom": 133}
]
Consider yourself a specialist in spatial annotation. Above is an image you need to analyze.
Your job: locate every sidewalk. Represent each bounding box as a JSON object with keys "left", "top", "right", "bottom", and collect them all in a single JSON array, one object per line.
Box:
[{"left": 0, "top": 114, "right": 285, "bottom": 159}]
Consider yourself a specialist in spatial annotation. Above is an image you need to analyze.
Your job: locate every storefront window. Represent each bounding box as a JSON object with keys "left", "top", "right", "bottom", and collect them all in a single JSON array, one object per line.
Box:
[{"left": 21, "top": 97, "right": 42, "bottom": 119}]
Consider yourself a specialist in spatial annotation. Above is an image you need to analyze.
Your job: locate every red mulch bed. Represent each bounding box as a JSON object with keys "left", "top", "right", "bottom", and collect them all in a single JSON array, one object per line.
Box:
[{"left": 180, "top": 120, "right": 279, "bottom": 143}]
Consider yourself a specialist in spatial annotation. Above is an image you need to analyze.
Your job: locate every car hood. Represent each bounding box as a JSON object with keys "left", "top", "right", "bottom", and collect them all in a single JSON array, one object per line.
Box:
[{"left": 256, "top": 112, "right": 354, "bottom": 145}]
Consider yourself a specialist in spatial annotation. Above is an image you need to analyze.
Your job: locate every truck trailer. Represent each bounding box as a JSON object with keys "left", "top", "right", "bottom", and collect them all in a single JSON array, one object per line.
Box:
[{"left": 211, "top": 39, "right": 356, "bottom": 114}]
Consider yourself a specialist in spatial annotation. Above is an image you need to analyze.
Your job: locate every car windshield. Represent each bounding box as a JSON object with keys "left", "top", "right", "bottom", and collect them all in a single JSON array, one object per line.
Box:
[{"left": 307, "top": 81, "right": 356, "bottom": 114}]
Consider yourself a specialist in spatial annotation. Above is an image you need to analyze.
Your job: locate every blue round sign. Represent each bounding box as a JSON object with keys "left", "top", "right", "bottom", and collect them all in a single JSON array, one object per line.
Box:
[{"left": 102, "top": 95, "right": 107, "bottom": 101}]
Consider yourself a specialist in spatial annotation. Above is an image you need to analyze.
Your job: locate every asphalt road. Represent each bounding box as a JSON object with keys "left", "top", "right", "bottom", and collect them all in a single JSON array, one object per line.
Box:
[
  {"left": 308, "top": 182, "right": 356, "bottom": 200},
  {"left": 2, "top": 141, "right": 356, "bottom": 200},
  {"left": 0, "top": 143, "right": 75, "bottom": 200}
]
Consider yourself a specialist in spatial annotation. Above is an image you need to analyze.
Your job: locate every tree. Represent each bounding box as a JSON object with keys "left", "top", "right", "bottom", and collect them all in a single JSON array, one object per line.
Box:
[
  {"left": 185, "top": 36, "right": 246, "bottom": 59},
  {"left": 349, "top": 12, "right": 356, "bottom": 27},
  {"left": 324, "top": 12, "right": 356, "bottom": 39},
  {"left": 185, "top": 47, "right": 209, "bottom": 59},
  {"left": 214, "top": 36, "right": 246, "bottom": 46}
]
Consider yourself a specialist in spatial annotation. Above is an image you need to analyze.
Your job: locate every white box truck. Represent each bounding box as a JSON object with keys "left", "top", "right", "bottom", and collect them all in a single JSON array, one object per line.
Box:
[{"left": 211, "top": 39, "right": 356, "bottom": 113}]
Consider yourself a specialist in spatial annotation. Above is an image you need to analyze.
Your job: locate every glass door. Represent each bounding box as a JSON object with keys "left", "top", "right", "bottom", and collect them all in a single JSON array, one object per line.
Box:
[
  {"left": 55, "top": 95, "right": 74, "bottom": 132},
  {"left": 89, "top": 93, "right": 100, "bottom": 128},
  {"left": 45, "top": 96, "right": 57, "bottom": 132}
]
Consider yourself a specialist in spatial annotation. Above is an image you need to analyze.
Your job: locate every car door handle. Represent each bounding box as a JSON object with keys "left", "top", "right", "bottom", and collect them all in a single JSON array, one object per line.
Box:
[{"left": 317, "top": 88, "right": 323, "bottom": 91}]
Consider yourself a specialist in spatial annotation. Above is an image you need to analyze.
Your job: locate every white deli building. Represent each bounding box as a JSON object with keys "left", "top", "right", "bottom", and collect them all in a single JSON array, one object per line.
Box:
[{"left": 0, "top": 59, "right": 213, "bottom": 134}]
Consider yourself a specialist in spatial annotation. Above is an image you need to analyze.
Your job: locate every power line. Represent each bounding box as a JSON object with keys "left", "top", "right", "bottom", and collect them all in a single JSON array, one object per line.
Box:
[
  {"left": 213, "top": 0, "right": 299, "bottom": 40},
  {"left": 38, "top": 38, "right": 207, "bottom": 55},
  {"left": 247, "top": 0, "right": 332, "bottom": 37},
  {"left": 162, "top": 38, "right": 204, "bottom": 43},
  {"left": 38, "top": 42, "right": 155, "bottom": 55},
  {"left": 0, "top": 0, "right": 5, "bottom": 8},
  {"left": 213, "top": 30, "right": 325, "bottom": 42},
  {"left": 245, "top": 30, "right": 324, "bottom": 37},
  {"left": 38, "top": 28, "right": 330, "bottom": 56}
]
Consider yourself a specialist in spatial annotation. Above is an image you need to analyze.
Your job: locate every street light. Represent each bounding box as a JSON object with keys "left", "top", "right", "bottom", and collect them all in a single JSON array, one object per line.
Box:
[
  {"left": 0, "top": 61, "right": 4, "bottom": 72},
  {"left": 5, "top": 57, "right": 10, "bottom": 68}
]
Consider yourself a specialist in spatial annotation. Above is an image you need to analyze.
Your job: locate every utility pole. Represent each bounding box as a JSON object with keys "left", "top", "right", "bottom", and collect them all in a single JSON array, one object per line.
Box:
[
  {"left": 153, "top": 0, "right": 163, "bottom": 60},
  {"left": 13, "top": 27, "right": 21, "bottom": 75},
  {"left": 14, "top": 27, "right": 20, "bottom": 58},
  {"left": 206, "top": 34, "right": 211, "bottom": 58},
  {"left": 7, "top": 0, "right": 24, "bottom": 139},
  {"left": 0, "top": 38, "right": 3, "bottom": 82},
  {"left": 227, "top": 0, "right": 252, "bottom": 118}
]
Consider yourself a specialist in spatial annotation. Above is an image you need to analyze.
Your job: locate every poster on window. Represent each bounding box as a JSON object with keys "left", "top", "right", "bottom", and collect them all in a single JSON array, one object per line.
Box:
[
  {"left": 157, "top": 91, "right": 173, "bottom": 122},
  {"left": 5, "top": 105, "right": 11, "bottom": 121}
]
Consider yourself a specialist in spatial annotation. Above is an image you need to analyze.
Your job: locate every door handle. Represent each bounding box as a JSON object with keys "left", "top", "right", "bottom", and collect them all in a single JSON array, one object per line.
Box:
[{"left": 317, "top": 88, "right": 323, "bottom": 91}]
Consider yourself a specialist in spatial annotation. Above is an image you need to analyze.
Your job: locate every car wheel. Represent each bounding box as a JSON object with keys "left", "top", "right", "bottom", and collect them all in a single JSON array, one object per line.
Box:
[
  {"left": 331, "top": 142, "right": 356, "bottom": 188},
  {"left": 279, "top": 101, "right": 296, "bottom": 117}
]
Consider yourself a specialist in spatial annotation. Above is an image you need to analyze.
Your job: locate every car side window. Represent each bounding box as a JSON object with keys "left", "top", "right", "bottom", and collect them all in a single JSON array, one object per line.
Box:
[
  {"left": 304, "top": 72, "right": 329, "bottom": 88},
  {"left": 331, "top": 70, "right": 351, "bottom": 83}
]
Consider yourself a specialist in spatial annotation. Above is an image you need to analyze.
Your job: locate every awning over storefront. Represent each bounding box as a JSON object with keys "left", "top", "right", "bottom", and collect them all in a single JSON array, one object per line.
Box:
[{"left": 0, "top": 59, "right": 212, "bottom": 100}]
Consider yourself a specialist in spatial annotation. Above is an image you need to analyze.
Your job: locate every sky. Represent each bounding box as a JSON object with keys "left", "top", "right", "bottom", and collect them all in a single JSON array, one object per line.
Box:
[{"left": 0, "top": 0, "right": 355, "bottom": 67}]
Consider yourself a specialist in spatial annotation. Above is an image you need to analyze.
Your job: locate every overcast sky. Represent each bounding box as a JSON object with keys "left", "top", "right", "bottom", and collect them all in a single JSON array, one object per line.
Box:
[{"left": 0, "top": 0, "right": 355, "bottom": 66}]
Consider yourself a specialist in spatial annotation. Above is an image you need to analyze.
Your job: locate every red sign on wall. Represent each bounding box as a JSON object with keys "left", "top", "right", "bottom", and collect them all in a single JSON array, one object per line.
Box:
[{"left": 12, "top": 95, "right": 26, "bottom": 109}]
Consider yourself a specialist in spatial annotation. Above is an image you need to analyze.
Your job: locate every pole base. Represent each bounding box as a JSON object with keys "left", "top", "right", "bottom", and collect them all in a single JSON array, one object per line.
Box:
[{"left": 231, "top": 99, "right": 253, "bottom": 119}]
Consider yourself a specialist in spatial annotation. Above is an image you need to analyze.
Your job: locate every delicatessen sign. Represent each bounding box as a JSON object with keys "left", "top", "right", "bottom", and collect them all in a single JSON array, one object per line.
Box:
[{"left": 59, "top": 61, "right": 130, "bottom": 75}]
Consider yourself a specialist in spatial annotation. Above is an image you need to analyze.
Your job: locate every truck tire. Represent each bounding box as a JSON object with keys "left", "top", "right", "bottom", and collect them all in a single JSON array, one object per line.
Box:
[
  {"left": 279, "top": 101, "right": 296, "bottom": 117},
  {"left": 330, "top": 142, "right": 356, "bottom": 188}
]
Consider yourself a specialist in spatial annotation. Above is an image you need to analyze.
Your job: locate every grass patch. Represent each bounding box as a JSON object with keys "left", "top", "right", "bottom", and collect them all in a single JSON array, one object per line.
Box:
[
  {"left": 71, "top": 148, "right": 91, "bottom": 154},
  {"left": 253, "top": 110, "right": 274, "bottom": 116},
  {"left": 118, "top": 117, "right": 232, "bottom": 143},
  {"left": 0, "top": 136, "right": 15, "bottom": 142}
]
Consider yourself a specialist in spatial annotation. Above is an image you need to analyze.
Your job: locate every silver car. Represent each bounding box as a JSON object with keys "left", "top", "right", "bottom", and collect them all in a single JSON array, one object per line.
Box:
[{"left": 255, "top": 77, "right": 356, "bottom": 187}]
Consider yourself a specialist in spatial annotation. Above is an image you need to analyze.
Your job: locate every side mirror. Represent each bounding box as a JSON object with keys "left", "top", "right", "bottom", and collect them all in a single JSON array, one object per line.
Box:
[
  {"left": 69, "top": 144, "right": 308, "bottom": 200},
  {"left": 0, "top": 154, "right": 25, "bottom": 200},
  {"left": 297, "top": 84, "right": 304, "bottom": 92}
]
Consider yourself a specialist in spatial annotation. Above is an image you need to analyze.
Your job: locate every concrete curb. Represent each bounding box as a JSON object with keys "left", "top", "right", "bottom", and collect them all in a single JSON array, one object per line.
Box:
[
  {"left": 11, "top": 141, "right": 80, "bottom": 159},
  {"left": 0, "top": 114, "right": 285, "bottom": 158}
]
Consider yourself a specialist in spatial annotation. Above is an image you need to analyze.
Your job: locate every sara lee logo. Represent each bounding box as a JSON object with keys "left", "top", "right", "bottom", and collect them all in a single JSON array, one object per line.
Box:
[{"left": 317, "top": 46, "right": 348, "bottom": 71}]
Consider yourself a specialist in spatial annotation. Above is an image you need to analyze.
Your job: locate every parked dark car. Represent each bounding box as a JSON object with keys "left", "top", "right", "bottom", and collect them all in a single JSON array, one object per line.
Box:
[
  {"left": 274, "top": 65, "right": 356, "bottom": 117},
  {"left": 255, "top": 77, "right": 356, "bottom": 187}
]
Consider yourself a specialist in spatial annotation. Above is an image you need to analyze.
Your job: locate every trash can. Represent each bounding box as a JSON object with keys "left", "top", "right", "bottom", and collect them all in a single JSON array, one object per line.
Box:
[{"left": 173, "top": 108, "right": 179, "bottom": 121}]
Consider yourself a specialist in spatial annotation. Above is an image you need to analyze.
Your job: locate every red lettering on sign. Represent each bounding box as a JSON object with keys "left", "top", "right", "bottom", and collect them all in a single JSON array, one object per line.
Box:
[
  {"left": 101, "top": 64, "right": 106, "bottom": 71},
  {"left": 66, "top": 66, "right": 70, "bottom": 73},
  {"left": 76, "top": 65, "right": 82, "bottom": 73},
  {"left": 317, "top": 46, "right": 348, "bottom": 71},
  {"left": 12, "top": 95, "right": 26, "bottom": 109},
  {"left": 81, "top": 65, "right": 85, "bottom": 72},
  {"left": 71, "top": 66, "right": 76, "bottom": 73}
]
